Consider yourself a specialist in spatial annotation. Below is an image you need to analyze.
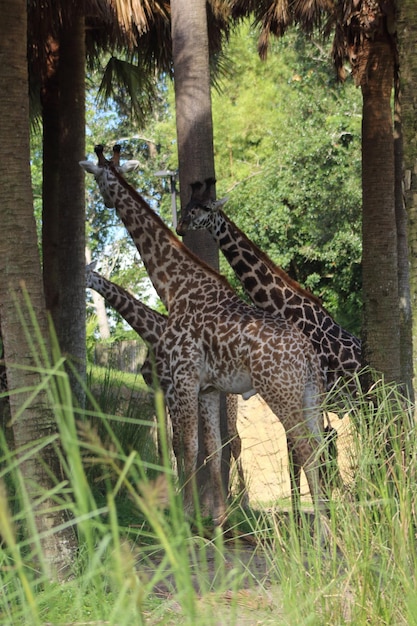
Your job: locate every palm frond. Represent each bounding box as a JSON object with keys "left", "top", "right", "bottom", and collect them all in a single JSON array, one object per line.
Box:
[
  {"left": 231, "top": 0, "right": 335, "bottom": 59},
  {"left": 96, "top": 56, "right": 158, "bottom": 126},
  {"left": 109, "top": 0, "right": 168, "bottom": 36}
]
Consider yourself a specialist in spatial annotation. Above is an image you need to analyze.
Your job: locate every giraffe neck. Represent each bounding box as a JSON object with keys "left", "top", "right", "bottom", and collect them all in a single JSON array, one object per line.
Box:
[
  {"left": 103, "top": 167, "right": 226, "bottom": 310},
  {"left": 209, "top": 210, "right": 328, "bottom": 317},
  {"left": 87, "top": 270, "right": 166, "bottom": 346},
  {"left": 208, "top": 210, "right": 361, "bottom": 379}
]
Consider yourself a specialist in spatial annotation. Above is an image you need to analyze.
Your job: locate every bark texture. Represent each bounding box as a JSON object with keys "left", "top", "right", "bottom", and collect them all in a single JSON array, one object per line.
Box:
[{"left": 0, "top": 0, "right": 77, "bottom": 581}]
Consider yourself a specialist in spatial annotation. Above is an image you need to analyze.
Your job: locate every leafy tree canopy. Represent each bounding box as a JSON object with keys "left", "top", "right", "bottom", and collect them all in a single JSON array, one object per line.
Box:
[
  {"left": 31, "top": 23, "right": 362, "bottom": 338},
  {"left": 211, "top": 26, "right": 362, "bottom": 333}
]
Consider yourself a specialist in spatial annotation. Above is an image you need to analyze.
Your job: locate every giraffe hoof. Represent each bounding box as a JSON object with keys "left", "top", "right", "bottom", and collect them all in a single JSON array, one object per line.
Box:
[{"left": 213, "top": 509, "right": 228, "bottom": 528}]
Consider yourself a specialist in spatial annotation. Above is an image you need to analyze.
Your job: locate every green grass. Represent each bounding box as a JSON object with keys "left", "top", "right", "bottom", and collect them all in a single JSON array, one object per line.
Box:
[
  {"left": 84, "top": 363, "right": 161, "bottom": 487},
  {"left": 2, "top": 333, "right": 417, "bottom": 624}
]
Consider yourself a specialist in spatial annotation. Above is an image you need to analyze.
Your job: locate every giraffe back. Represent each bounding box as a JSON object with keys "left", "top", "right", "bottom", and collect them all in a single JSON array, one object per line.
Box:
[{"left": 177, "top": 179, "right": 361, "bottom": 393}]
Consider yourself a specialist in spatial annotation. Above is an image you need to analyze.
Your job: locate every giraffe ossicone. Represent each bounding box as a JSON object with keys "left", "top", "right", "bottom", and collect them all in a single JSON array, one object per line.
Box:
[{"left": 81, "top": 146, "right": 336, "bottom": 533}]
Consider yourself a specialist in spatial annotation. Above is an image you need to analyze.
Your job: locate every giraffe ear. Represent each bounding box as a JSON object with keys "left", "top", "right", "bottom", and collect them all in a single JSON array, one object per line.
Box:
[
  {"left": 79, "top": 160, "right": 101, "bottom": 175},
  {"left": 118, "top": 159, "right": 140, "bottom": 173},
  {"left": 212, "top": 197, "right": 228, "bottom": 210},
  {"left": 85, "top": 261, "right": 97, "bottom": 288}
]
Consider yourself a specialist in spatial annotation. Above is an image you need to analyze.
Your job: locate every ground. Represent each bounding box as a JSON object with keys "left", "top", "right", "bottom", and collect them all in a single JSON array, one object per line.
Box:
[
  {"left": 141, "top": 394, "right": 355, "bottom": 624},
  {"left": 235, "top": 394, "right": 354, "bottom": 506}
]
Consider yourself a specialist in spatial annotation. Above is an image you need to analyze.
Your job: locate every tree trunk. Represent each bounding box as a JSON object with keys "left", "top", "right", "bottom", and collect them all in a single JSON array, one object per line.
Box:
[
  {"left": 0, "top": 0, "right": 77, "bottom": 580},
  {"left": 397, "top": 0, "right": 417, "bottom": 400},
  {"left": 42, "top": 15, "right": 86, "bottom": 408},
  {"left": 394, "top": 82, "right": 414, "bottom": 401},
  {"left": 360, "top": 35, "right": 401, "bottom": 385},
  {"left": 57, "top": 14, "right": 86, "bottom": 404},
  {"left": 85, "top": 248, "right": 111, "bottom": 339},
  {"left": 41, "top": 36, "right": 61, "bottom": 321},
  {"left": 0, "top": 316, "right": 13, "bottom": 448},
  {"left": 171, "top": 1, "right": 218, "bottom": 266},
  {"left": 170, "top": 0, "right": 231, "bottom": 506}
]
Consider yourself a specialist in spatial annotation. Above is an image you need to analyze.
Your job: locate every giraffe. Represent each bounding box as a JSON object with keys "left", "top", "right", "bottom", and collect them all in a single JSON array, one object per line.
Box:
[
  {"left": 176, "top": 178, "right": 361, "bottom": 401},
  {"left": 85, "top": 263, "right": 247, "bottom": 502},
  {"left": 80, "top": 145, "right": 332, "bottom": 530}
]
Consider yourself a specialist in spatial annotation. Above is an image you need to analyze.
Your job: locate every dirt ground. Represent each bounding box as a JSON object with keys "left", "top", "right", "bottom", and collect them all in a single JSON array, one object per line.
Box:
[
  {"left": 142, "top": 395, "right": 356, "bottom": 623},
  {"left": 235, "top": 393, "right": 354, "bottom": 506}
]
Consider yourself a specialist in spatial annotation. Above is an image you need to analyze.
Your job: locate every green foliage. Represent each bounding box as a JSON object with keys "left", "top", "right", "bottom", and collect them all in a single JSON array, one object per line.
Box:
[
  {"left": 96, "top": 55, "right": 160, "bottom": 124},
  {"left": 84, "top": 364, "right": 160, "bottom": 490},
  {"left": 29, "top": 128, "right": 43, "bottom": 249},
  {"left": 1, "top": 299, "right": 416, "bottom": 623},
  {"left": 84, "top": 70, "right": 175, "bottom": 334},
  {"left": 211, "top": 25, "right": 362, "bottom": 333},
  {"left": 212, "top": 26, "right": 295, "bottom": 183}
]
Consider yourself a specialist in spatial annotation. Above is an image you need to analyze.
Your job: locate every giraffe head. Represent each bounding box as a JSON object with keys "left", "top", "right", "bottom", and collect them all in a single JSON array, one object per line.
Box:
[
  {"left": 79, "top": 145, "right": 139, "bottom": 208},
  {"left": 176, "top": 178, "right": 228, "bottom": 236},
  {"left": 85, "top": 261, "right": 98, "bottom": 288}
]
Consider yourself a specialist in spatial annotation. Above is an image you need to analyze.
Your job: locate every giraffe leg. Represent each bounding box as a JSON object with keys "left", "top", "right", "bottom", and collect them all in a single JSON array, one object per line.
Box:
[
  {"left": 174, "top": 392, "right": 200, "bottom": 518},
  {"left": 289, "top": 424, "right": 330, "bottom": 542},
  {"left": 199, "top": 392, "right": 227, "bottom": 525},
  {"left": 173, "top": 389, "right": 226, "bottom": 524},
  {"left": 226, "top": 394, "right": 248, "bottom": 506},
  {"left": 265, "top": 393, "right": 328, "bottom": 540},
  {"left": 287, "top": 442, "right": 303, "bottom": 526},
  {"left": 142, "top": 356, "right": 179, "bottom": 469},
  {"left": 302, "top": 445, "right": 331, "bottom": 545},
  {"left": 160, "top": 380, "right": 182, "bottom": 471},
  {"left": 165, "top": 400, "right": 183, "bottom": 477}
]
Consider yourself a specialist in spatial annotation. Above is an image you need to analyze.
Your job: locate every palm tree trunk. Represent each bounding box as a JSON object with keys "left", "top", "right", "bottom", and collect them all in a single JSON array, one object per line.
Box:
[
  {"left": 42, "top": 16, "right": 86, "bottom": 407},
  {"left": 41, "top": 36, "right": 61, "bottom": 321},
  {"left": 0, "top": 317, "right": 13, "bottom": 448},
  {"left": 56, "top": 15, "right": 86, "bottom": 405},
  {"left": 171, "top": 0, "right": 219, "bottom": 267},
  {"left": 394, "top": 85, "right": 414, "bottom": 401},
  {"left": 0, "top": 0, "right": 77, "bottom": 580},
  {"left": 171, "top": 0, "right": 231, "bottom": 506},
  {"left": 397, "top": 0, "right": 417, "bottom": 400},
  {"left": 360, "top": 35, "right": 402, "bottom": 385}
]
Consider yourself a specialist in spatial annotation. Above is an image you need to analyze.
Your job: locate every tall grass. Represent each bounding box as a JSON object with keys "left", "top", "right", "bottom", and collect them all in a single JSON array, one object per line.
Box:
[{"left": 1, "top": 325, "right": 417, "bottom": 624}]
